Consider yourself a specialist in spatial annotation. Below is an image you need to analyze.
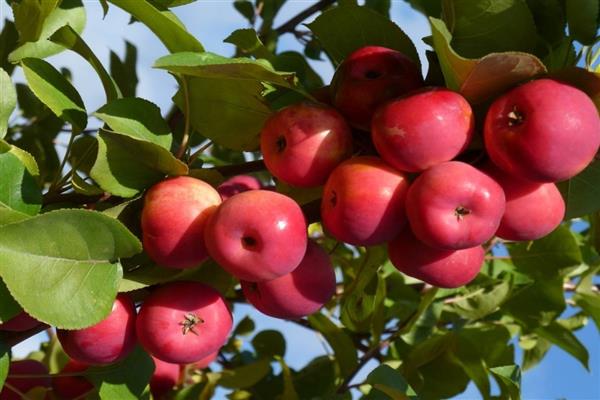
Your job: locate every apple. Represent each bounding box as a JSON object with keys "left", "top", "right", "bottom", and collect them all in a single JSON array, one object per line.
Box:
[
  {"left": 406, "top": 161, "right": 505, "bottom": 249},
  {"left": 0, "top": 311, "right": 42, "bottom": 332},
  {"left": 372, "top": 88, "right": 474, "bottom": 172},
  {"left": 217, "top": 175, "right": 262, "bottom": 201},
  {"left": 482, "top": 164, "right": 565, "bottom": 241},
  {"left": 192, "top": 351, "right": 218, "bottom": 370},
  {"left": 136, "top": 281, "right": 232, "bottom": 364},
  {"left": 241, "top": 241, "right": 336, "bottom": 319},
  {"left": 204, "top": 190, "right": 308, "bottom": 282},
  {"left": 321, "top": 156, "right": 410, "bottom": 246},
  {"left": 331, "top": 46, "right": 423, "bottom": 130},
  {"left": 260, "top": 103, "right": 353, "bottom": 187},
  {"left": 388, "top": 229, "right": 484, "bottom": 288},
  {"left": 0, "top": 360, "right": 51, "bottom": 400},
  {"left": 142, "top": 176, "right": 221, "bottom": 269},
  {"left": 150, "top": 356, "right": 180, "bottom": 399},
  {"left": 484, "top": 78, "right": 600, "bottom": 182},
  {"left": 57, "top": 294, "right": 137, "bottom": 365},
  {"left": 52, "top": 360, "right": 94, "bottom": 400}
]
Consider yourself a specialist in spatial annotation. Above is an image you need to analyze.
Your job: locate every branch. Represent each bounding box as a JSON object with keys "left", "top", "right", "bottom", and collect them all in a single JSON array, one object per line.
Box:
[
  {"left": 274, "top": 0, "right": 336, "bottom": 35},
  {"left": 210, "top": 160, "right": 266, "bottom": 177},
  {"left": 1, "top": 324, "right": 48, "bottom": 348}
]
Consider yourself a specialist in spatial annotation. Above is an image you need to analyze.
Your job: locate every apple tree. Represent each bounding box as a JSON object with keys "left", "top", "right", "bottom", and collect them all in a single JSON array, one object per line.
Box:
[{"left": 0, "top": 0, "right": 599, "bottom": 399}]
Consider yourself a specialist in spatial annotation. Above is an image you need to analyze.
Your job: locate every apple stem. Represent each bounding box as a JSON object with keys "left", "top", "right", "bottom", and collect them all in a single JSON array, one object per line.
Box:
[{"left": 179, "top": 313, "right": 204, "bottom": 336}]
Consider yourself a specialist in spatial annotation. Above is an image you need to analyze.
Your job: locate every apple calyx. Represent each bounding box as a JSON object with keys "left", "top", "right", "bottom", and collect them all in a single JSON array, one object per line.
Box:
[
  {"left": 507, "top": 107, "right": 524, "bottom": 126},
  {"left": 276, "top": 136, "right": 287, "bottom": 153},
  {"left": 454, "top": 206, "right": 471, "bottom": 220},
  {"left": 179, "top": 313, "right": 204, "bottom": 336}
]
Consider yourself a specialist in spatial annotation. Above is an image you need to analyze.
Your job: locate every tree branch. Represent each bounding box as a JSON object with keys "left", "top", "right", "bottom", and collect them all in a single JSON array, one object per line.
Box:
[
  {"left": 1, "top": 324, "right": 48, "bottom": 348},
  {"left": 211, "top": 160, "right": 266, "bottom": 177},
  {"left": 274, "top": 0, "right": 337, "bottom": 35}
]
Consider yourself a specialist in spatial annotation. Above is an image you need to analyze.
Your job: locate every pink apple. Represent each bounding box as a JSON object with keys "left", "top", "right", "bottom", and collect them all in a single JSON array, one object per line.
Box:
[
  {"left": 372, "top": 88, "right": 474, "bottom": 172},
  {"left": 388, "top": 229, "right": 484, "bottom": 288},
  {"left": 484, "top": 78, "right": 600, "bottom": 182},
  {"left": 0, "top": 311, "right": 42, "bottom": 332},
  {"left": 204, "top": 190, "right": 308, "bottom": 282},
  {"left": 260, "top": 103, "right": 353, "bottom": 187},
  {"left": 241, "top": 241, "right": 336, "bottom": 319},
  {"left": 406, "top": 161, "right": 505, "bottom": 249},
  {"left": 150, "top": 356, "right": 180, "bottom": 399},
  {"left": 142, "top": 176, "right": 221, "bottom": 269},
  {"left": 217, "top": 175, "right": 262, "bottom": 201},
  {"left": 321, "top": 156, "right": 410, "bottom": 246},
  {"left": 331, "top": 46, "right": 423, "bottom": 130},
  {"left": 0, "top": 360, "right": 50, "bottom": 400}
]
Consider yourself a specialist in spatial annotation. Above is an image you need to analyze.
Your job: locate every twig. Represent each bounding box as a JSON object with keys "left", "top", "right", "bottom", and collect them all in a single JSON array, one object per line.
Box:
[
  {"left": 274, "top": 0, "right": 336, "bottom": 34},
  {"left": 176, "top": 78, "right": 192, "bottom": 159},
  {"left": 211, "top": 160, "right": 266, "bottom": 177}
]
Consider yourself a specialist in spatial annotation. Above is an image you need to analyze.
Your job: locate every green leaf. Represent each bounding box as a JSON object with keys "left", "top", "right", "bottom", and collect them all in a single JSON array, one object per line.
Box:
[
  {"left": 95, "top": 98, "right": 172, "bottom": 149},
  {"left": 558, "top": 160, "right": 600, "bottom": 219},
  {"left": 489, "top": 365, "right": 521, "bottom": 400},
  {"left": 9, "top": 0, "right": 86, "bottom": 62},
  {"left": 72, "top": 171, "right": 104, "bottom": 196},
  {"left": 276, "top": 356, "right": 299, "bottom": 400},
  {"left": 293, "top": 356, "right": 337, "bottom": 399},
  {"left": 11, "top": 0, "right": 60, "bottom": 44},
  {"left": 307, "top": 5, "right": 420, "bottom": 67},
  {"left": 232, "top": 315, "right": 255, "bottom": 337},
  {"left": 0, "top": 69, "right": 16, "bottom": 139},
  {"left": 252, "top": 330, "right": 286, "bottom": 358},
  {"left": 451, "top": 279, "right": 511, "bottom": 320},
  {"left": 233, "top": 0, "right": 256, "bottom": 24},
  {"left": 308, "top": 313, "right": 358, "bottom": 378},
  {"left": 0, "top": 146, "right": 42, "bottom": 216},
  {"left": 107, "top": 0, "right": 203, "bottom": 53},
  {"left": 224, "top": 29, "right": 271, "bottom": 60},
  {"left": 574, "top": 292, "right": 600, "bottom": 331},
  {"left": 272, "top": 51, "right": 324, "bottom": 91},
  {"left": 90, "top": 129, "right": 188, "bottom": 198},
  {"left": 429, "top": 18, "right": 546, "bottom": 103},
  {"left": 0, "top": 343, "right": 8, "bottom": 389},
  {"left": 0, "top": 140, "right": 40, "bottom": 178},
  {"left": 0, "top": 279, "right": 21, "bottom": 323},
  {"left": 218, "top": 358, "right": 272, "bottom": 389},
  {"left": 0, "top": 208, "right": 30, "bottom": 227},
  {"left": 503, "top": 277, "right": 565, "bottom": 328},
  {"left": 49, "top": 25, "right": 121, "bottom": 101},
  {"left": 366, "top": 364, "right": 416, "bottom": 399},
  {"left": 110, "top": 41, "right": 138, "bottom": 97},
  {"left": 87, "top": 346, "right": 154, "bottom": 400},
  {"left": 173, "top": 77, "right": 270, "bottom": 151},
  {"left": 535, "top": 321, "right": 589, "bottom": 369},
  {"left": 0, "top": 20, "right": 19, "bottom": 75},
  {"left": 525, "top": 0, "right": 566, "bottom": 46},
  {"left": 21, "top": 57, "right": 87, "bottom": 133},
  {"left": 0, "top": 209, "right": 141, "bottom": 329},
  {"left": 69, "top": 135, "right": 98, "bottom": 174},
  {"left": 523, "top": 337, "right": 551, "bottom": 371},
  {"left": 566, "top": 0, "right": 599, "bottom": 45}
]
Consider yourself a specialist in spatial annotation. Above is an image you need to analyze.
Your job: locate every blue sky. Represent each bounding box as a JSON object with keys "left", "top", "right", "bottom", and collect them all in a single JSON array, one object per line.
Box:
[{"left": 1, "top": 1, "right": 599, "bottom": 399}]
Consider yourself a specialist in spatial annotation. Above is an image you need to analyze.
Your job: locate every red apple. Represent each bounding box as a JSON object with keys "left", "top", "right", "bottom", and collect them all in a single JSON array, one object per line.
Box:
[
  {"left": 406, "top": 161, "right": 505, "bottom": 249},
  {"left": 57, "top": 294, "right": 137, "bottom": 365},
  {"left": 0, "top": 360, "right": 50, "bottom": 400},
  {"left": 192, "top": 351, "right": 218, "bottom": 370},
  {"left": 331, "top": 46, "right": 423, "bottom": 130},
  {"left": 136, "top": 281, "right": 232, "bottom": 364},
  {"left": 142, "top": 176, "right": 221, "bottom": 269},
  {"left": 241, "top": 241, "right": 336, "bottom": 319},
  {"left": 372, "top": 88, "right": 474, "bottom": 172},
  {"left": 260, "top": 103, "right": 353, "bottom": 187},
  {"left": 0, "top": 312, "right": 41, "bottom": 332},
  {"left": 321, "top": 156, "right": 409, "bottom": 246},
  {"left": 205, "top": 190, "right": 308, "bottom": 282},
  {"left": 150, "top": 356, "right": 180, "bottom": 399},
  {"left": 217, "top": 175, "right": 262, "bottom": 201},
  {"left": 388, "top": 229, "right": 484, "bottom": 288},
  {"left": 52, "top": 360, "right": 94, "bottom": 400},
  {"left": 484, "top": 78, "right": 600, "bottom": 182},
  {"left": 483, "top": 164, "right": 565, "bottom": 241}
]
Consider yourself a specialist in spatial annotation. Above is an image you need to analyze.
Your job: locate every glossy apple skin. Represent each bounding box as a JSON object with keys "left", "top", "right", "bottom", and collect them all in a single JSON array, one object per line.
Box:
[
  {"left": 0, "top": 360, "right": 50, "bottom": 400},
  {"left": 372, "top": 88, "right": 474, "bottom": 172},
  {"left": 217, "top": 175, "right": 262, "bottom": 201},
  {"left": 241, "top": 241, "right": 336, "bottom": 319},
  {"left": 205, "top": 190, "right": 308, "bottom": 282},
  {"left": 0, "top": 312, "right": 42, "bottom": 332},
  {"left": 136, "top": 281, "right": 232, "bottom": 364},
  {"left": 483, "top": 164, "right": 565, "bottom": 241},
  {"left": 321, "top": 156, "right": 410, "bottom": 246},
  {"left": 57, "top": 294, "right": 137, "bottom": 365},
  {"left": 142, "top": 176, "right": 221, "bottom": 269},
  {"left": 150, "top": 356, "right": 180, "bottom": 399},
  {"left": 261, "top": 103, "right": 353, "bottom": 187},
  {"left": 52, "top": 360, "right": 94, "bottom": 400},
  {"left": 332, "top": 46, "right": 423, "bottom": 130},
  {"left": 484, "top": 78, "right": 600, "bottom": 182},
  {"left": 406, "top": 161, "right": 505, "bottom": 249},
  {"left": 388, "top": 229, "right": 484, "bottom": 288},
  {"left": 192, "top": 351, "right": 218, "bottom": 370}
]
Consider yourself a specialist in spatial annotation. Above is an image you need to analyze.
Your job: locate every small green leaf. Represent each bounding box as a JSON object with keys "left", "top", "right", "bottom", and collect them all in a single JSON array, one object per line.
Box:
[
  {"left": 0, "top": 140, "right": 40, "bottom": 178},
  {"left": 0, "top": 209, "right": 141, "bottom": 328},
  {"left": 0, "top": 343, "right": 8, "bottom": 389},
  {"left": 233, "top": 0, "right": 256, "bottom": 24},
  {"left": 451, "top": 279, "right": 512, "bottom": 320},
  {"left": 232, "top": 315, "right": 255, "bottom": 337},
  {"left": 72, "top": 172, "right": 104, "bottom": 196},
  {"left": 0, "top": 147, "right": 42, "bottom": 216},
  {"left": 566, "top": 0, "right": 599, "bottom": 45},
  {"left": 11, "top": 0, "right": 60, "bottom": 44},
  {"left": 21, "top": 57, "right": 87, "bottom": 133},
  {"left": 503, "top": 277, "right": 565, "bottom": 328},
  {"left": 0, "top": 279, "right": 21, "bottom": 323},
  {"left": 293, "top": 356, "right": 337, "bottom": 399},
  {"left": 276, "top": 356, "right": 299, "bottom": 400},
  {"left": 69, "top": 135, "right": 98, "bottom": 174},
  {"left": 308, "top": 313, "right": 358, "bottom": 377},
  {"left": 0, "top": 208, "right": 30, "bottom": 227},
  {"left": 558, "top": 160, "right": 600, "bottom": 219},
  {"left": 224, "top": 29, "right": 271, "bottom": 60},
  {"left": 525, "top": 0, "right": 566, "bottom": 46},
  {"left": 218, "top": 358, "right": 272, "bottom": 389},
  {"left": 574, "top": 292, "right": 600, "bottom": 331},
  {"left": 366, "top": 364, "right": 416, "bottom": 399},
  {"left": 490, "top": 365, "right": 521, "bottom": 400},
  {"left": 535, "top": 321, "right": 589, "bottom": 370},
  {"left": 523, "top": 336, "right": 551, "bottom": 371},
  {"left": 252, "top": 330, "right": 286, "bottom": 358},
  {"left": 0, "top": 20, "right": 19, "bottom": 74},
  {"left": 0, "top": 69, "right": 16, "bottom": 139},
  {"left": 110, "top": 41, "right": 138, "bottom": 97}
]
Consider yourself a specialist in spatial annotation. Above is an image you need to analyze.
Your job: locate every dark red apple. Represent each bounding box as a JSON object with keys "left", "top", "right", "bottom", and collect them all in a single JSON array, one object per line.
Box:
[
  {"left": 406, "top": 161, "right": 505, "bottom": 249},
  {"left": 52, "top": 360, "right": 94, "bottom": 400},
  {"left": 388, "top": 229, "right": 484, "bottom": 288},
  {"left": 217, "top": 175, "right": 262, "bottom": 201},
  {"left": 241, "top": 241, "right": 336, "bottom": 319},
  {"left": 372, "top": 88, "right": 474, "bottom": 172},
  {"left": 150, "top": 356, "right": 180, "bottom": 399},
  {"left": 321, "top": 156, "right": 410, "bottom": 246},
  {"left": 0, "top": 360, "right": 50, "bottom": 400},
  {"left": 260, "top": 103, "right": 353, "bottom": 187},
  {"left": 484, "top": 78, "right": 600, "bottom": 182},
  {"left": 142, "top": 176, "right": 221, "bottom": 269},
  {"left": 331, "top": 46, "right": 423, "bottom": 130},
  {"left": 0, "top": 312, "right": 41, "bottom": 332}
]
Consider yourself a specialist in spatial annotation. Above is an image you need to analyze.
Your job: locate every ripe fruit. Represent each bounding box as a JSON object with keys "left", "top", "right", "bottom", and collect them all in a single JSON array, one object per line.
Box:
[
  {"left": 52, "top": 360, "right": 94, "bottom": 400},
  {"left": 241, "top": 241, "right": 336, "bottom": 319},
  {"left": 136, "top": 281, "right": 232, "bottom": 364},
  {"left": 0, "top": 312, "right": 41, "bottom": 332},
  {"left": 331, "top": 46, "right": 423, "bottom": 130},
  {"left": 192, "top": 351, "right": 218, "bottom": 369},
  {"left": 217, "top": 175, "right": 262, "bottom": 200},
  {"left": 205, "top": 190, "right": 308, "bottom": 282},
  {"left": 150, "top": 356, "right": 180, "bottom": 399},
  {"left": 406, "top": 161, "right": 505, "bottom": 249},
  {"left": 142, "top": 176, "right": 221, "bottom": 269},
  {"left": 260, "top": 103, "right": 352, "bottom": 187},
  {"left": 57, "top": 294, "right": 137, "bottom": 365},
  {"left": 483, "top": 164, "right": 565, "bottom": 241},
  {"left": 388, "top": 229, "right": 484, "bottom": 288},
  {"left": 321, "top": 156, "right": 410, "bottom": 246},
  {"left": 0, "top": 360, "right": 51, "bottom": 400},
  {"left": 372, "top": 88, "right": 474, "bottom": 172},
  {"left": 484, "top": 78, "right": 600, "bottom": 182}
]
